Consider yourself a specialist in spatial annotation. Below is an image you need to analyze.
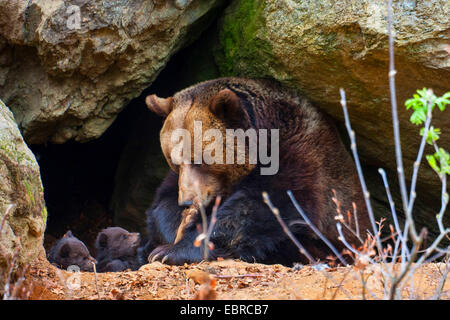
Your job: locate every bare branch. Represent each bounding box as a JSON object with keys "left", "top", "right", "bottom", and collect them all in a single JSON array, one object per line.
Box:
[
  {"left": 263, "top": 192, "right": 315, "bottom": 263},
  {"left": 287, "top": 190, "right": 348, "bottom": 265}
]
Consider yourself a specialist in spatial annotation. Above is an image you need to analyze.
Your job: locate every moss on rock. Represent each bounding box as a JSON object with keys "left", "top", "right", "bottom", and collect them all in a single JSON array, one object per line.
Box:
[
  {"left": 215, "top": 0, "right": 450, "bottom": 236},
  {"left": 0, "top": 99, "right": 46, "bottom": 289},
  {"left": 216, "top": 0, "right": 273, "bottom": 77}
]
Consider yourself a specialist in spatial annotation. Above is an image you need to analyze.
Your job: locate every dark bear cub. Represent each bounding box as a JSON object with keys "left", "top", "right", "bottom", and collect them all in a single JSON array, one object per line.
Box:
[
  {"left": 142, "top": 77, "right": 371, "bottom": 266},
  {"left": 95, "top": 227, "right": 141, "bottom": 272},
  {"left": 48, "top": 231, "right": 96, "bottom": 271}
]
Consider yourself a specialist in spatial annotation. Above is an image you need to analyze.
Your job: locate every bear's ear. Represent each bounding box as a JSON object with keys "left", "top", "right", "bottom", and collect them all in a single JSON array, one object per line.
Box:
[
  {"left": 59, "top": 243, "right": 71, "bottom": 258},
  {"left": 145, "top": 95, "right": 173, "bottom": 117},
  {"left": 209, "top": 89, "right": 244, "bottom": 125},
  {"left": 63, "top": 230, "right": 73, "bottom": 238},
  {"left": 97, "top": 232, "right": 108, "bottom": 248}
]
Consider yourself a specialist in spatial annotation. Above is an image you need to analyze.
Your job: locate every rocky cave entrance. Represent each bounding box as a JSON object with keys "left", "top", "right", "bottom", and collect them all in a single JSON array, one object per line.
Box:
[
  {"left": 30, "top": 32, "right": 218, "bottom": 256},
  {"left": 31, "top": 93, "right": 165, "bottom": 255}
]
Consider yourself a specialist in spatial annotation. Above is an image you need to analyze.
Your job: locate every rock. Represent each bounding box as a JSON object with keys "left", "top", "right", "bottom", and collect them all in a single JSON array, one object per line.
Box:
[
  {"left": 0, "top": 0, "right": 224, "bottom": 144},
  {"left": 215, "top": 0, "right": 450, "bottom": 228},
  {"left": 0, "top": 99, "right": 46, "bottom": 288}
]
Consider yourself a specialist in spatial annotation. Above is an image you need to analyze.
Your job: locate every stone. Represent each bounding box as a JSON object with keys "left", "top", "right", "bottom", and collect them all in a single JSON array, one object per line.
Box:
[
  {"left": 0, "top": 99, "right": 46, "bottom": 289},
  {"left": 0, "top": 0, "right": 224, "bottom": 144},
  {"left": 215, "top": 0, "right": 450, "bottom": 231}
]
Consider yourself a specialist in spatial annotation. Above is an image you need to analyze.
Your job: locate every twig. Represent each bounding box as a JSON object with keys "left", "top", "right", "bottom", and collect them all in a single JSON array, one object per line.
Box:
[
  {"left": 287, "top": 190, "right": 348, "bottom": 265},
  {"left": 330, "top": 268, "right": 351, "bottom": 300},
  {"left": 262, "top": 192, "right": 315, "bottom": 263},
  {"left": 378, "top": 168, "right": 407, "bottom": 272},
  {"left": 198, "top": 204, "right": 209, "bottom": 260},
  {"left": 432, "top": 256, "right": 449, "bottom": 300},
  {"left": 437, "top": 174, "right": 448, "bottom": 234},
  {"left": 407, "top": 91, "right": 433, "bottom": 214},
  {"left": 336, "top": 223, "right": 384, "bottom": 272},
  {"left": 387, "top": 0, "right": 418, "bottom": 243},
  {"left": 339, "top": 88, "right": 385, "bottom": 262},
  {"left": 378, "top": 169, "right": 402, "bottom": 242},
  {"left": 205, "top": 196, "right": 221, "bottom": 260},
  {"left": 388, "top": 232, "right": 423, "bottom": 300},
  {"left": 353, "top": 203, "right": 360, "bottom": 240},
  {"left": 92, "top": 262, "right": 101, "bottom": 300}
]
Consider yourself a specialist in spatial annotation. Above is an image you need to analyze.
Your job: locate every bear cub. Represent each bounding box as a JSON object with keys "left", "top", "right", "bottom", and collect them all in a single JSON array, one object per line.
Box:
[
  {"left": 95, "top": 227, "right": 141, "bottom": 272},
  {"left": 48, "top": 231, "right": 96, "bottom": 272}
]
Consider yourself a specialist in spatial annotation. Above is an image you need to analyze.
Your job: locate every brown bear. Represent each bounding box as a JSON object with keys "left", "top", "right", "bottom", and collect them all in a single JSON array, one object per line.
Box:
[
  {"left": 48, "top": 231, "right": 96, "bottom": 271},
  {"left": 95, "top": 227, "right": 141, "bottom": 272},
  {"left": 141, "top": 77, "right": 370, "bottom": 266}
]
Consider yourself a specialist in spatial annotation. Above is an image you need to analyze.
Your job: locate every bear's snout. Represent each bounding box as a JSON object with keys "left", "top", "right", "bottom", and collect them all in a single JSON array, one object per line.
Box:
[{"left": 178, "top": 189, "right": 196, "bottom": 207}]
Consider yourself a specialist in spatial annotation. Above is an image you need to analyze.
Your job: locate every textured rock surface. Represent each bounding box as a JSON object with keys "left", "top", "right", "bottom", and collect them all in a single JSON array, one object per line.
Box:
[
  {"left": 215, "top": 0, "right": 450, "bottom": 221},
  {"left": 0, "top": 0, "right": 224, "bottom": 144},
  {"left": 0, "top": 99, "right": 46, "bottom": 285}
]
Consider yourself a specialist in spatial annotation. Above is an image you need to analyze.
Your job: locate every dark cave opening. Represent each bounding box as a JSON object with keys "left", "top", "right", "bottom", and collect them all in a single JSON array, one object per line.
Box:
[{"left": 31, "top": 94, "right": 164, "bottom": 253}]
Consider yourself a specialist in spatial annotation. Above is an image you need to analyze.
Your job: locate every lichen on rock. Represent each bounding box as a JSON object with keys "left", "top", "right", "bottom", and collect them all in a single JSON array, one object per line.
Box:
[{"left": 0, "top": 99, "right": 46, "bottom": 288}]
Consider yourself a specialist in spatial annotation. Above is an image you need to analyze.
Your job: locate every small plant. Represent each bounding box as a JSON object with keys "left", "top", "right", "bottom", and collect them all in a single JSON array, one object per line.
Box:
[
  {"left": 406, "top": 88, "right": 450, "bottom": 176},
  {"left": 406, "top": 88, "right": 450, "bottom": 236}
]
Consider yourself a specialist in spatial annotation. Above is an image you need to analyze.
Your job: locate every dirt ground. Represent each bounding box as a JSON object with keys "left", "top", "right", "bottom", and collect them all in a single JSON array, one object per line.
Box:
[{"left": 20, "top": 253, "right": 449, "bottom": 300}]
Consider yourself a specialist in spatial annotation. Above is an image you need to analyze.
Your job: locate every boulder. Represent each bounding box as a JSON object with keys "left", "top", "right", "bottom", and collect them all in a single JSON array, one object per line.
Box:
[
  {"left": 215, "top": 0, "right": 450, "bottom": 229},
  {"left": 0, "top": 0, "right": 224, "bottom": 144},
  {"left": 0, "top": 99, "right": 46, "bottom": 288}
]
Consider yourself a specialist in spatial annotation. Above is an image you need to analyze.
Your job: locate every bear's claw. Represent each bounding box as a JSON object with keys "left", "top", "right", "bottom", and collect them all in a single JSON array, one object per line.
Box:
[
  {"left": 150, "top": 253, "right": 161, "bottom": 263},
  {"left": 148, "top": 243, "right": 202, "bottom": 265},
  {"left": 148, "top": 244, "right": 178, "bottom": 265}
]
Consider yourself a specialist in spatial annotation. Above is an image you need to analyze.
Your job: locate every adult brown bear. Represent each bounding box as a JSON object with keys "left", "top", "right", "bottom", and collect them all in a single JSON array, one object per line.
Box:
[{"left": 140, "top": 78, "right": 369, "bottom": 266}]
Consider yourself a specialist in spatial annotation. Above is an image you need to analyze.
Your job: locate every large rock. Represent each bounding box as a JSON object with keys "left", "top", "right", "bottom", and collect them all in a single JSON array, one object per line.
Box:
[
  {"left": 0, "top": 99, "right": 46, "bottom": 287},
  {"left": 0, "top": 0, "right": 224, "bottom": 144},
  {"left": 215, "top": 0, "right": 450, "bottom": 227}
]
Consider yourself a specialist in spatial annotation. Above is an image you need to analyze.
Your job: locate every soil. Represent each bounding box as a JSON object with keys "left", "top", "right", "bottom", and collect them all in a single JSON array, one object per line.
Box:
[{"left": 22, "top": 254, "right": 450, "bottom": 300}]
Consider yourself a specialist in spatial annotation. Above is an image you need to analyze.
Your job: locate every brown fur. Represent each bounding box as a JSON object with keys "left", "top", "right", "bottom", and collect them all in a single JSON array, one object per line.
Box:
[{"left": 144, "top": 77, "right": 370, "bottom": 265}]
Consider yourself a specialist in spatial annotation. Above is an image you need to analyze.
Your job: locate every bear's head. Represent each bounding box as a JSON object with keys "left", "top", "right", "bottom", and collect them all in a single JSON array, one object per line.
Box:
[
  {"left": 146, "top": 84, "right": 256, "bottom": 208},
  {"left": 48, "top": 230, "right": 96, "bottom": 272},
  {"left": 95, "top": 227, "right": 141, "bottom": 260}
]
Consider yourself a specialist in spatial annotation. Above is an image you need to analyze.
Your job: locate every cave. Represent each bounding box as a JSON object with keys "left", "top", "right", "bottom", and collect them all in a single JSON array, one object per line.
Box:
[
  {"left": 31, "top": 91, "right": 160, "bottom": 254},
  {"left": 30, "top": 27, "right": 219, "bottom": 255}
]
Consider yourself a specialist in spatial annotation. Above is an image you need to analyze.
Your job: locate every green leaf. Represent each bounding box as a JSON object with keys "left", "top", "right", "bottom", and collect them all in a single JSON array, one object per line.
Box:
[
  {"left": 436, "top": 148, "right": 450, "bottom": 175},
  {"left": 435, "top": 96, "right": 450, "bottom": 112},
  {"left": 426, "top": 154, "right": 440, "bottom": 174},
  {"left": 405, "top": 98, "right": 415, "bottom": 110},
  {"left": 420, "top": 126, "right": 441, "bottom": 145},
  {"left": 410, "top": 109, "right": 426, "bottom": 125}
]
